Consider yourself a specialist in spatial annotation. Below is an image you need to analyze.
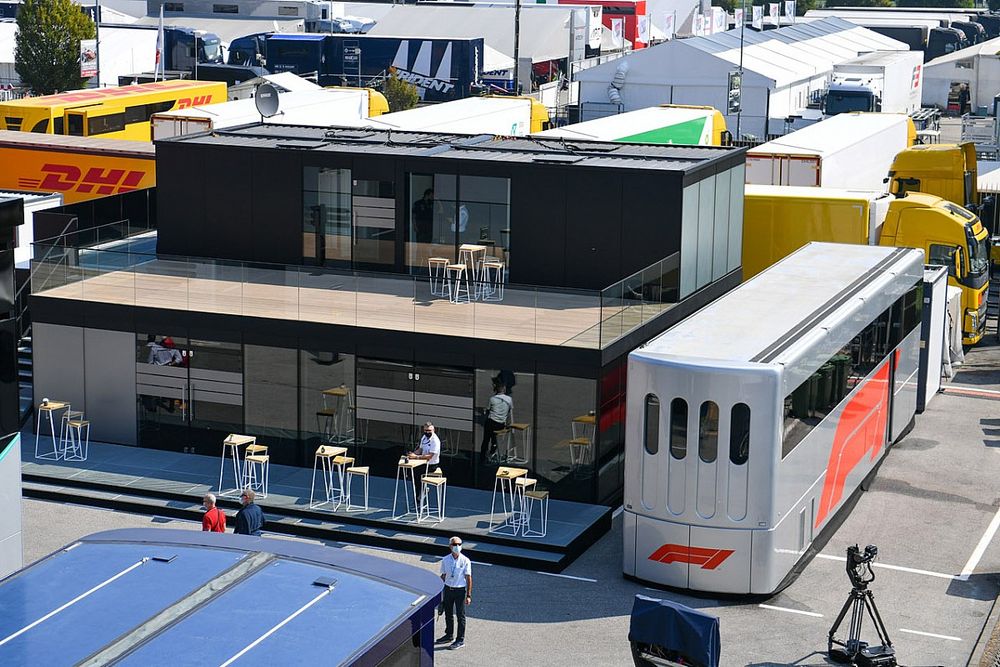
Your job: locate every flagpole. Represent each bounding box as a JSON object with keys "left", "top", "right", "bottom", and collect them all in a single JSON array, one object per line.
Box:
[{"left": 737, "top": 0, "right": 745, "bottom": 140}]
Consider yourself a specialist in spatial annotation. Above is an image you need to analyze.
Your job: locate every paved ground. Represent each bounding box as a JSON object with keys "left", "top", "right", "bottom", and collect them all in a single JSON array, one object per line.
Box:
[{"left": 17, "top": 335, "right": 1000, "bottom": 666}]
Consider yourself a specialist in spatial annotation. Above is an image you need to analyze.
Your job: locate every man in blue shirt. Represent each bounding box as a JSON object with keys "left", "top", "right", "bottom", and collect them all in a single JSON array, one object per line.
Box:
[{"left": 234, "top": 488, "right": 264, "bottom": 536}]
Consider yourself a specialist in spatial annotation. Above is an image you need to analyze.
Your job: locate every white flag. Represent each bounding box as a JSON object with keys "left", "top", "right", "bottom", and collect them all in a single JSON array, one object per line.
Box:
[
  {"left": 784, "top": 1, "right": 795, "bottom": 23},
  {"left": 663, "top": 12, "right": 675, "bottom": 40},
  {"left": 638, "top": 15, "right": 650, "bottom": 44},
  {"left": 155, "top": 5, "right": 164, "bottom": 81},
  {"left": 712, "top": 7, "right": 726, "bottom": 33},
  {"left": 768, "top": 2, "right": 779, "bottom": 24},
  {"left": 734, "top": 8, "right": 744, "bottom": 28},
  {"left": 611, "top": 17, "right": 624, "bottom": 47},
  {"left": 752, "top": 5, "right": 763, "bottom": 30},
  {"left": 694, "top": 13, "right": 704, "bottom": 36}
]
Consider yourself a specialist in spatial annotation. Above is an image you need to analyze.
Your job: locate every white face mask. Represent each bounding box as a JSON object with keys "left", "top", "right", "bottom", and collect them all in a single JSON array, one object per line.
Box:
[{"left": 451, "top": 544, "right": 462, "bottom": 554}]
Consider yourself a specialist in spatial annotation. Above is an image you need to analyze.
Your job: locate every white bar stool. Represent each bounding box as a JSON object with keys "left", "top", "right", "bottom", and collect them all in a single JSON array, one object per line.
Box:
[
  {"left": 488, "top": 466, "right": 528, "bottom": 536},
  {"left": 35, "top": 400, "right": 70, "bottom": 460},
  {"left": 444, "top": 264, "right": 471, "bottom": 304},
  {"left": 523, "top": 489, "right": 549, "bottom": 538},
  {"left": 508, "top": 422, "right": 532, "bottom": 464},
  {"left": 64, "top": 418, "right": 90, "bottom": 461},
  {"left": 428, "top": 257, "right": 451, "bottom": 296},
  {"left": 392, "top": 457, "right": 427, "bottom": 521},
  {"left": 481, "top": 258, "right": 505, "bottom": 302},
  {"left": 60, "top": 409, "right": 84, "bottom": 447},
  {"left": 514, "top": 477, "right": 537, "bottom": 530},
  {"left": 243, "top": 453, "right": 270, "bottom": 498},
  {"left": 218, "top": 434, "right": 255, "bottom": 498},
  {"left": 418, "top": 468, "right": 447, "bottom": 523},
  {"left": 345, "top": 465, "right": 370, "bottom": 511},
  {"left": 330, "top": 455, "right": 355, "bottom": 509},
  {"left": 309, "top": 444, "right": 347, "bottom": 510}
]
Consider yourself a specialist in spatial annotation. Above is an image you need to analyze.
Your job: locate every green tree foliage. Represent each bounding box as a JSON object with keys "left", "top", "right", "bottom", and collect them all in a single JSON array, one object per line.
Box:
[
  {"left": 383, "top": 69, "right": 420, "bottom": 112},
  {"left": 15, "top": 0, "right": 96, "bottom": 95}
]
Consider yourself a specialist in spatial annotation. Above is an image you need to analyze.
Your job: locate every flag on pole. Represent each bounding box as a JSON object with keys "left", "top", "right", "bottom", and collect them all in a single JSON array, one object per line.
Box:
[
  {"left": 768, "top": 2, "right": 779, "bottom": 25},
  {"left": 663, "top": 12, "right": 675, "bottom": 40},
  {"left": 734, "top": 8, "right": 744, "bottom": 28},
  {"left": 694, "top": 13, "right": 704, "bottom": 36},
  {"left": 637, "top": 15, "right": 650, "bottom": 44},
  {"left": 752, "top": 5, "right": 763, "bottom": 30},
  {"left": 784, "top": 1, "right": 795, "bottom": 23},
  {"left": 155, "top": 5, "right": 164, "bottom": 81},
  {"left": 611, "top": 17, "right": 624, "bottom": 47}
]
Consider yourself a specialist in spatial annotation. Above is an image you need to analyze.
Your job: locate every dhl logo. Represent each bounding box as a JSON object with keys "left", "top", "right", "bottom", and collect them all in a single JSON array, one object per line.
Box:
[
  {"left": 18, "top": 163, "right": 148, "bottom": 196},
  {"left": 648, "top": 544, "right": 735, "bottom": 570},
  {"left": 176, "top": 95, "right": 213, "bottom": 109}
]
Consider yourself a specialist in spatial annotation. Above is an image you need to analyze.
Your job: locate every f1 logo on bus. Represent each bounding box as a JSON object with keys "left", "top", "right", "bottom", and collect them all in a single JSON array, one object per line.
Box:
[
  {"left": 177, "top": 95, "right": 213, "bottom": 109},
  {"left": 648, "top": 544, "right": 735, "bottom": 570},
  {"left": 24, "top": 163, "right": 147, "bottom": 196}
]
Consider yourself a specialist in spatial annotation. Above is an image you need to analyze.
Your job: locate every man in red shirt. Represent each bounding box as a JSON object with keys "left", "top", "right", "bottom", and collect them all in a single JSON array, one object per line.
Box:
[{"left": 202, "top": 493, "right": 226, "bottom": 532}]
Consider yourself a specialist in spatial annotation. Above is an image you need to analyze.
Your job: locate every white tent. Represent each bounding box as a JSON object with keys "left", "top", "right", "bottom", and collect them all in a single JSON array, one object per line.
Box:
[
  {"left": 922, "top": 37, "right": 1000, "bottom": 112},
  {"left": 574, "top": 17, "right": 906, "bottom": 139},
  {"left": 368, "top": 5, "right": 576, "bottom": 63}
]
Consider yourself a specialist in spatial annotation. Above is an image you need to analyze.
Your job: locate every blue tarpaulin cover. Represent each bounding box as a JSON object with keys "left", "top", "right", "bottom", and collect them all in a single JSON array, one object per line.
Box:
[{"left": 628, "top": 594, "right": 721, "bottom": 667}]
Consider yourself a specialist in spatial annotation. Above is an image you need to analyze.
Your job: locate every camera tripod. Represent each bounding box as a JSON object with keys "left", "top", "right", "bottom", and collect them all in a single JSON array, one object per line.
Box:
[{"left": 828, "top": 545, "right": 896, "bottom": 667}]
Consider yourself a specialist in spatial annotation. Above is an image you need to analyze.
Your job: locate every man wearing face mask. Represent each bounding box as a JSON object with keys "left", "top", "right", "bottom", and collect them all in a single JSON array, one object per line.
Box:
[{"left": 437, "top": 537, "right": 472, "bottom": 650}]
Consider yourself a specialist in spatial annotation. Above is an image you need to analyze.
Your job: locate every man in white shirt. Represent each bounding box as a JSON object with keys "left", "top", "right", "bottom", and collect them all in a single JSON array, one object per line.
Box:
[
  {"left": 408, "top": 421, "right": 441, "bottom": 467},
  {"left": 437, "top": 536, "right": 472, "bottom": 650}
]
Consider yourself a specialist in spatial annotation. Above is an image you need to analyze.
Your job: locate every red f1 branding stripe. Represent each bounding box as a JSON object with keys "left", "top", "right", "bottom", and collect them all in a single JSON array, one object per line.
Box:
[
  {"left": 648, "top": 544, "right": 735, "bottom": 570},
  {"left": 815, "top": 354, "right": 895, "bottom": 528}
]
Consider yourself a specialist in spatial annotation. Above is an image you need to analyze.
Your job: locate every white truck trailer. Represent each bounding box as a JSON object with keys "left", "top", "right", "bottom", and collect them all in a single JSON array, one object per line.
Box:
[
  {"left": 150, "top": 87, "right": 388, "bottom": 140},
  {"left": 534, "top": 105, "right": 728, "bottom": 146},
  {"left": 355, "top": 96, "right": 550, "bottom": 136},
  {"left": 824, "top": 50, "right": 924, "bottom": 117},
  {"left": 745, "top": 112, "right": 915, "bottom": 190}
]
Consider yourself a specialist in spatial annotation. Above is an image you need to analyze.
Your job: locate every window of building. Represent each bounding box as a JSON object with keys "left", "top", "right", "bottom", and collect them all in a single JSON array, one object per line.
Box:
[
  {"left": 669, "top": 397, "right": 687, "bottom": 459},
  {"left": 729, "top": 403, "right": 750, "bottom": 465},
  {"left": 163, "top": 2, "right": 184, "bottom": 11},
  {"left": 278, "top": 5, "right": 300, "bottom": 15},
  {"left": 213, "top": 3, "right": 238, "bottom": 12},
  {"left": 303, "top": 166, "right": 352, "bottom": 265},
  {"left": 643, "top": 394, "right": 659, "bottom": 455},
  {"left": 781, "top": 283, "right": 922, "bottom": 458},
  {"left": 698, "top": 401, "right": 718, "bottom": 463}
]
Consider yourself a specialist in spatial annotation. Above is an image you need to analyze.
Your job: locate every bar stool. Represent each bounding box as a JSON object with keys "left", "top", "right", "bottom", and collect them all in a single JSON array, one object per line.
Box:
[
  {"left": 481, "top": 258, "right": 505, "bottom": 302},
  {"left": 458, "top": 243, "right": 487, "bottom": 285},
  {"left": 488, "top": 466, "right": 528, "bottom": 536},
  {"left": 508, "top": 422, "right": 532, "bottom": 464},
  {"left": 60, "top": 409, "right": 84, "bottom": 447},
  {"left": 444, "top": 264, "right": 471, "bottom": 304},
  {"left": 419, "top": 468, "right": 447, "bottom": 523},
  {"left": 64, "top": 418, "right": 90, "bottom": 461},
  {"left": 493, "top": 428, "right": 512, "bottom": 463},
  {"left": 218, "top": 434, "right": 255, "bottom": 498},
  {"left": 345, "top": 465, "right": 370, "bottom": 511},
  {"left": 309, "top": 444, "right": 347, "bottom": 510},
  {"left": 243, "top": 453, "right": 270, "bottom": 498},
  {"left": 393, "top": 456, "right": 428, "bottom": 521},
  {"left": 35, "top": 400, "right": 70, "bottom": 460},
  {"left": 331, "top": 455, "right": 355, "bottom": 509},
  {"left": 514, "top": 476, "right": 537, "bottom": 530},
  {"left": 428, "top": 257, "right": 451, "bottom": 296},
  {"left": 523, "top": 489, "right": 549, "bottom": 538}
]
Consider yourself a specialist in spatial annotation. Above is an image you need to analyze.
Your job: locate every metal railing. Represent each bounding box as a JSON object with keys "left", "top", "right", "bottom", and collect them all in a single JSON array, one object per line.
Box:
[{"left": 30, "top": 240, "right": 680, "bottom": 350}]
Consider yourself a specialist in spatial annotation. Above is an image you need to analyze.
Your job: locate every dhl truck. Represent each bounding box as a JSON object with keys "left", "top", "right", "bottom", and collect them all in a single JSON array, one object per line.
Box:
[
  {"left": 0, "top": 131, "right": 155, "bottom": 204},
  {"left": 744, "top": 185, "right": 991, "bottom": 344},
  {"left": 0, "top": 80, "right": 225, "bottom": 141}
]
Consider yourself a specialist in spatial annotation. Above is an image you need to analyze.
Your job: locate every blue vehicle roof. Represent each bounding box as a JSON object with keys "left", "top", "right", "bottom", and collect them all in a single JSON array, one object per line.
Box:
[{"left": 0, "top": 529, "right": 441, "bottom": 665}]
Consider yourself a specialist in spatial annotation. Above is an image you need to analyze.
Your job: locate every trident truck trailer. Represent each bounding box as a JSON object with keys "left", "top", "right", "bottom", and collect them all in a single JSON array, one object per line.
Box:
[
  {"left": 823, "top": 51, "right": 923, "bottom": 117},
  {"left": 743, "top": 185, "right": 991, "bottom": 344},
  {"left": 745, "top": 112, "right": 915, "bottom": 190},
  {"left": 534, "top": 105, "right": 729, "bottom": 145}
]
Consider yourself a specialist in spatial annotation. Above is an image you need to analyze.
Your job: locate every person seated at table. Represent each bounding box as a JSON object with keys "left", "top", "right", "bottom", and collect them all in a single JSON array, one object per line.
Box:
[{"left": 409, "top": 421, "right": 441, "bottom": 467}]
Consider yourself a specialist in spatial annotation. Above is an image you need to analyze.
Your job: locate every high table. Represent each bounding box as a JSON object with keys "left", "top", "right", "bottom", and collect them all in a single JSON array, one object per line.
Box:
[
  {"left": 392, "top": 457, "right": 428, "bottom": 521},
  {"left": 488, "top": 466, "right": 529, "bottom": 536},
  {"left": 35, "top": 400, "right": 71, "bottom": 461},
  {"left": 218, "top": 434, "right": 256, "bottom": 498}
]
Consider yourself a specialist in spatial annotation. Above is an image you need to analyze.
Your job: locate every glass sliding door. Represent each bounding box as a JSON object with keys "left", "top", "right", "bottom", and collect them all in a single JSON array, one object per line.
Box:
[
  {"left": 352, "top": 178, "right": 396, "bottom": 269},
  {"left": 303, "top": 166, "right": 352, "bottom": 266},
  {"left": 407, "top": 173, "right": 457, "bottom": 273},
  {"left": 458, "top": 175, "right": 511, "bottom": 270}
]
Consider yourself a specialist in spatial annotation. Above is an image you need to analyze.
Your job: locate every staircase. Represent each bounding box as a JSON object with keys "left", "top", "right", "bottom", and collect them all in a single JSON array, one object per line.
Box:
[{"left": 17, "top": 331, "right": 31, "bottom": 423}]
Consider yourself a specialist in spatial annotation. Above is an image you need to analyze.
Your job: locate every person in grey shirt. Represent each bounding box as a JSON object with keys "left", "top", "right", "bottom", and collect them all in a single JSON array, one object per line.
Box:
[{"left": 479, "top": 381, "right": 512, "bottom": 463}]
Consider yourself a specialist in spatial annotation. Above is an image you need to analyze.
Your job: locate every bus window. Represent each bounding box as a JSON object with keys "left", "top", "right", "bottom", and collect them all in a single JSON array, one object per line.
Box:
[
  {"left": 698, "top": 401, "right": 718, "bottom": 463},
  {"left": 669, "top": 398, "right": 687, "bottom": 459},
  {"left": 643, "top": 394, "right": 659, "bottom": 455},
  {"left": 729, "top": 403, "right": 750, "bottom": 465},
  {"left": 66, "top": 113, "right": 84, "bottom": 136},
  {"left": 89, "top": 113, "right": 127, "bottom": 136},
  {"left": 30, "top": 118, "right": 48, "bottom": 133}
]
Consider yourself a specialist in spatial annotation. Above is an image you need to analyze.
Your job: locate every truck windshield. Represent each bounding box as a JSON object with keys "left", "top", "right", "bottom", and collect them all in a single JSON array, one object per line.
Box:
[
  {"left": 825, "top": 92, "right": 871, "bottom": 115},
  {"left": 968, "top": 230, "right": 989, "bottom": 275},
  {"left": 202, "top": 39, "right": 222, "bottom": 63}
]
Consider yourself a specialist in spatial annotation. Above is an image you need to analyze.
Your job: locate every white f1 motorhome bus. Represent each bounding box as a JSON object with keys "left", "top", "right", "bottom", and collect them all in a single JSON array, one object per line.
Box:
[{"left": 623, "top": 242, "right": 924, "bottom": 595}]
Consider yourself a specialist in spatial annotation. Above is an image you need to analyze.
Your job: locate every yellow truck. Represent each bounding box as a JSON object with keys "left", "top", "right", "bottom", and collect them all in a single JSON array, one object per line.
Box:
[
  {"left": 744, "top": 184, "right": 991, "bottom": 344},
  {"left": 0, "top": 131, "right": 155, "bottom": 203},
  {"left": 888, "top": 142, "right": 978, "bottom": 210}
]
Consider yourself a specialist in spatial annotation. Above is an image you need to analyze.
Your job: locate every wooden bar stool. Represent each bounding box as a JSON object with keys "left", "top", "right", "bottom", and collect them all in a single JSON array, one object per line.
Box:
[
  {"left": 481, "top": 258, "right": 505, "bottom": 301},
  {"left": 243, "top": 453, "right": 270, "bottom": 498},
  {"left": 428, "top": 257, "right": 451, "bottom": 296},
  {"left": 309, "top": 444, "right": 347, "bottom": 510},
  {"left": 419, "top": 467, "right": 447, "bottom": 523},
  {"left": 60, "top": 409, "right": 84, "bottom": 448},
  {"left": 35, "top": 400, "right": 70, "bottom": 461},
  {"left": 523, "top": 489, "right": 550, "bottom": 538},
  {"left": 444, "top": 264, "right": 471, "bottom": 304},
  {"left": 63, "top": 418, "right": 90, "bottom": 461},
  {"left": 345, "top": 465, "right": 370, "bottom": 511},
  {"left": 508, "top": 422, "right": 532, "bottom": 464},
  {"left": 331, "top": 455, "right": 355, "bottom": 509}
]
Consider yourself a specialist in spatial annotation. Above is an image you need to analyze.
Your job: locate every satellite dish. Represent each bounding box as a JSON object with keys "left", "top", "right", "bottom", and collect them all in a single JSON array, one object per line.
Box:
[{"left": 254, "top": 83, "right": 280, "bottom": 119}]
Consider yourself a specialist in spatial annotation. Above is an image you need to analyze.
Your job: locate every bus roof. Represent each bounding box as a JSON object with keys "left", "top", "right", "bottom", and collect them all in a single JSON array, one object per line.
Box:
[
  {"left": 747, "top": 112, "right": 911, "bottom": 159},
  {"left": 1, "top": 80, "right": 221, "bottom": 109},
  {"left": 634, "top": 243, "right": 923, "bottom": 365},
  {"left": 0, "top": 130, "right": 155, "bottom": 157}
]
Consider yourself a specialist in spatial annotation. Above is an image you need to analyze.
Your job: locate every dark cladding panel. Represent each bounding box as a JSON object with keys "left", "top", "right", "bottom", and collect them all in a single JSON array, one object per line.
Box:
[
  {"left": 564, "top": 170, "right": 623, "bottom": 290},
  {"left": 509, "top": 165, "right": 565, "bottom": 287},
  {"left": 204, "top": 148, "right": 253, "bottom": 261},
  {"left": 156, "top": 142, "right": 204, "bottom": 257},
  {"left": 251, "top": 149, "right": 302, "bottom": 264},
  {"left": 622, "top": 171, "right": 683, "bottom": 274}
]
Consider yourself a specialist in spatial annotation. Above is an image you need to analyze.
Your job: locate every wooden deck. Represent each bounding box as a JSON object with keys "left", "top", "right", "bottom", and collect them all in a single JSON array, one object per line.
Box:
[{"left": 32, "top": 261, "right": 672, "bottom": 348}]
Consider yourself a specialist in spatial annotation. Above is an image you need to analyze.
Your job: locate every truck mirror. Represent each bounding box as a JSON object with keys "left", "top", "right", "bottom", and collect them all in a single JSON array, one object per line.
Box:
[{"left": 955, "top": 246, "right": 965, "bottom": 277}]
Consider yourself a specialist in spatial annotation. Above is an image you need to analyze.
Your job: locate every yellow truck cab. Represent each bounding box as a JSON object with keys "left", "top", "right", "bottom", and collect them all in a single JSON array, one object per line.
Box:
[
  {"left": 743, "top": 185, "right": 990, "bottom": 344},
  {"left": 888, "top": 142, "right": 978, "bottom": 209}
]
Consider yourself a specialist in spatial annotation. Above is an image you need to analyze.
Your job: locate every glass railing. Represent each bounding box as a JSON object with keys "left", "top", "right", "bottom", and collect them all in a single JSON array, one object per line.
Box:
[
  {"left": 31, "top": 243, "right": 680, "bottom": 349},
  {"left": 34, "top": 218, "right": 156, "bottom": 250}
]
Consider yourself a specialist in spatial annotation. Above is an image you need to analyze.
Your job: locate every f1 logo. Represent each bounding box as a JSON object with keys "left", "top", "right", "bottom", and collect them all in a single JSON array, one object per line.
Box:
[{"left": 648, "top": 544, "right": 734, "bottom": 570}]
